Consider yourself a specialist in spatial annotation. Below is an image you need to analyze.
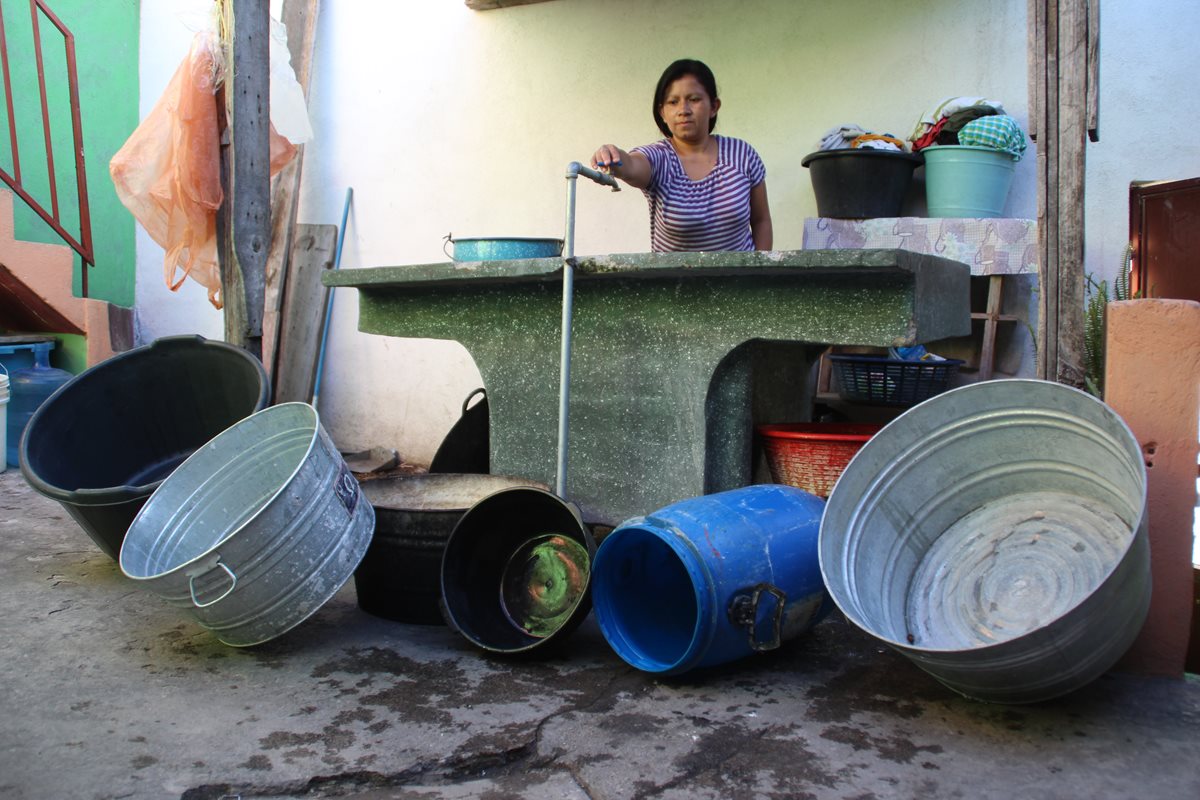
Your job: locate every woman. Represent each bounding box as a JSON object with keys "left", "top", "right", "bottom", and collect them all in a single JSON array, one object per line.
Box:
[{"left": 592, "top": 59, "right": 772, "bottom": 252}]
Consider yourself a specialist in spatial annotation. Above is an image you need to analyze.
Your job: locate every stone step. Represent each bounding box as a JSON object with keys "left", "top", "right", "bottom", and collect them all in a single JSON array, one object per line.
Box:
[{"left": 0, "top": 190, "right": 130, "bottom": 365}]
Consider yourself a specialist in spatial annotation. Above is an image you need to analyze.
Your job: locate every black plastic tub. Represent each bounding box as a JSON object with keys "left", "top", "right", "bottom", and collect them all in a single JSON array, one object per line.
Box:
[
  {"left": 801, "top": 149, "right": 923, "bottom": 218},
  {"left": 441, "top": 486, "right": 596, "bottom": 654},
  {"left": 428, "top": 388, "right": 488, "bottom": 474},
  {"left": 19, "top": 335, "right": 269, "bottom": 560},
  {"left": 354, "top": 473, "right": 547, "bottom": 625}
]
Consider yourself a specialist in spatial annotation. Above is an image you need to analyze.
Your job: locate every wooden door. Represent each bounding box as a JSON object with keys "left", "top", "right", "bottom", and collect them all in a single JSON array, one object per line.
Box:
[{"left": 1129, "top": 177, "right": 1200, "bottom": 301}]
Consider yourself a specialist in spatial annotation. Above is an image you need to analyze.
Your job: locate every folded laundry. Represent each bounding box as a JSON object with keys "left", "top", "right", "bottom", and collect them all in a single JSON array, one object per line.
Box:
[
  {"left": 851, "top": 133, "right": 905, "bottom": 151},
  {"left": 908, "top": 95, "right": 1007, "bottom": 144},
  {"left": 818, "top": 124, "right": 869, "bottom": 151},
  {"left": 911, "top": 117, "right": 950, "bottom": 151},
  {"left": 957, "top": 114, "right": 1027, "bottom": 159},
  {"left": 933, "top": 105, "right": 1002, "bottom": 146},
  {"left": 818, "top": 125, "right": 910, "bottom": 152}
]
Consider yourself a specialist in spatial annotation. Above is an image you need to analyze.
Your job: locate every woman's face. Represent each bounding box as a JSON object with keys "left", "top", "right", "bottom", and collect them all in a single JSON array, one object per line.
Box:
[{"left": 660, "top": 75, "right": 720, "bottom": 142}]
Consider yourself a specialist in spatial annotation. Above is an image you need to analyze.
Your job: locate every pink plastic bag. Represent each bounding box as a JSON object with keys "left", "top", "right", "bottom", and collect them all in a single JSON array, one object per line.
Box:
[{"left": 110, "top": 33, "right": 296, "bottom": 309}]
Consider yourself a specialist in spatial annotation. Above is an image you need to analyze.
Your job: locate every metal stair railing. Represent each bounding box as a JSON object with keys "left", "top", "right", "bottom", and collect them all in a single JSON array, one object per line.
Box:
[{"left": 0, "top": 0, "right": 94, "bottom": 295}]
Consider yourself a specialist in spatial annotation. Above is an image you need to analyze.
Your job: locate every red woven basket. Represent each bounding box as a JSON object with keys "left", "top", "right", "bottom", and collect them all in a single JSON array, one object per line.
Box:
[{"left": 757, "top": 423, "right": 883, "bottom": 498}]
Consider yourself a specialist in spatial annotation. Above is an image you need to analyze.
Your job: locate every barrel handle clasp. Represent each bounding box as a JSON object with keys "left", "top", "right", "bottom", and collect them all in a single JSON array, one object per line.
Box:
[{"left": 727, "top": 583, "right": 787, "bottom": 652}]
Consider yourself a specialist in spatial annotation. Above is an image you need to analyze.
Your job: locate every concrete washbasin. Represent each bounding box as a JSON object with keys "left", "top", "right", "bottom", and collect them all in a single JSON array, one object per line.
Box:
[{"left": 325, "top": 249, "right": 971, "bottom": 525}]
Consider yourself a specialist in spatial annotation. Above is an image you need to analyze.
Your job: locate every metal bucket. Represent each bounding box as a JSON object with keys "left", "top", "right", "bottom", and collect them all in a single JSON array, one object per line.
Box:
[
  {"left": 443, "top": 235, "right": 563, "bottom": 261},
  {"left": 119, "top": 403, "right": 374, "bottom": 647},
  {"left": 820, "top": 379, "right": 1150, "bottom": 703}
]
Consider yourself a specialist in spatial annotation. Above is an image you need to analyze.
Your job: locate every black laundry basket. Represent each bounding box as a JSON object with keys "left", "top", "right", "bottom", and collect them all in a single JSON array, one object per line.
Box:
[
  {"left": 830, "top": 354, "right": 962, "bottom": 406},
  {"left": 20, "top": 335, "right": 270, "bottom": 560}
]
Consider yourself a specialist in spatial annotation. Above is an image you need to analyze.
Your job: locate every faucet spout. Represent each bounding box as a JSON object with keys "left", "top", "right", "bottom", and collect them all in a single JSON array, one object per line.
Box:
[{"left": 567, "top": 161, "right": 620, "bottom": 191}]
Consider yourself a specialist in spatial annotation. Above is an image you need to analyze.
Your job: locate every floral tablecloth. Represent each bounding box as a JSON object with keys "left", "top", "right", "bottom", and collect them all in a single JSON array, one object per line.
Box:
[{"left": 802, "top": 217, "right": 1037, "bottom": 276}]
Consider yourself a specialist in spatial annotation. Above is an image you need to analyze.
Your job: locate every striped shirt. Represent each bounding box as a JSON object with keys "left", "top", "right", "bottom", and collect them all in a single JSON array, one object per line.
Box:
[{"left": 632, "top": 135, "right": 766, "bottom": 252}]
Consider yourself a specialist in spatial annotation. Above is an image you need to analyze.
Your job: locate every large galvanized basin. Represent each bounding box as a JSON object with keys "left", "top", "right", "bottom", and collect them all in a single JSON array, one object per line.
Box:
[
  {"left": 820, "top": 379, "right": 1150, "bottom": 703},
  {"left": 119, "top": 403, "right": 374, "bottom": 647}
]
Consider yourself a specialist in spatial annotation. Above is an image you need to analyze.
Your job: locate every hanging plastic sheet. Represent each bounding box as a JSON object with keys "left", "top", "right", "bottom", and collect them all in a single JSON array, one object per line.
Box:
[{"left": 109, "top": 31, "right": 300, "bottom": 309}]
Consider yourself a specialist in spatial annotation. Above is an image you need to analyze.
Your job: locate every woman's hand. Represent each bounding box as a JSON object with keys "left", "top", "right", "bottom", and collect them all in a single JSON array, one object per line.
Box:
[
  {"left": 591, "top": 145, "right": 651, "bottom": 190},
  {"left": 591, "top": 144, "right": 628, "bottom": 173}
]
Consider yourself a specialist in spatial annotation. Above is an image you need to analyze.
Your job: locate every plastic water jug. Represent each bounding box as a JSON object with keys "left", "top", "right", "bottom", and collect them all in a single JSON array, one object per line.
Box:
[
  {"left": 8, "top": 346, "right": 72, "bottom": 467},
  {"left": 0, "top": 366, "right": 9, "bottom": 472}
]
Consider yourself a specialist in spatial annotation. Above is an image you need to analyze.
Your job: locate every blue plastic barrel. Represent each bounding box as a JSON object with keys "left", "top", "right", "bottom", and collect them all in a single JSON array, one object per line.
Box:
[
  {"left": 591, "top": 484, "right": 833, "bottom": 675},
  {"left": 6, "top": 343, "right": 71, "bottom": 467}
]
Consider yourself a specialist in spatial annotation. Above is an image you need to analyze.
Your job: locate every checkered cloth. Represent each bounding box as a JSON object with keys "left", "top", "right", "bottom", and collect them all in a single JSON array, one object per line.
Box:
[{"left": 956, "top": 114, "right": 1027, "bottom": 160}]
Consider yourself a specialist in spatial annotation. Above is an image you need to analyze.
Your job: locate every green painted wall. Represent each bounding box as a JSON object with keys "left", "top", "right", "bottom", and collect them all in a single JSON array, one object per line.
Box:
[
  {"left": 53, "top": 332, "right": 86, "bottom": 373},
  {"left": 1, "top": 0, "right": 138, "bottom": 307}
]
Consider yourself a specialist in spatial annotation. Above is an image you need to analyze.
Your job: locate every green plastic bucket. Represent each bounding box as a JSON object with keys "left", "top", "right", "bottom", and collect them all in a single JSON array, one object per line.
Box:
[{"left": 923, "top": 145, "right": 1016, "bottom": 218}]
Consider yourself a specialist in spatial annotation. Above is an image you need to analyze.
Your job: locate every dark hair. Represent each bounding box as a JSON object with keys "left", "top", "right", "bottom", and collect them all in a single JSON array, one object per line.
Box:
[{"left": 652, "top": 59, "right": 719, "bottom": 138}]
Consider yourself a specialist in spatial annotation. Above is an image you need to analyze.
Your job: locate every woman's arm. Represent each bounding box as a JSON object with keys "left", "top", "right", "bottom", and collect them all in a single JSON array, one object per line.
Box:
[
  {"left": 592, "top": 144, "right": 652, "bottom": 190},
  {"left": 750, "top": 181, "right": 773, "bottom": 250}
]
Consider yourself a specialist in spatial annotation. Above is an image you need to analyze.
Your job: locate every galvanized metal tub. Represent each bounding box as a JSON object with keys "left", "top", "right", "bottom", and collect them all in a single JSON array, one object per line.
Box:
[
  {"left": 819, "top": 379, "right": 1150, "bottom": 703},
  {"left": 119, "top": 402, "right": 374, "bottom": 647}
]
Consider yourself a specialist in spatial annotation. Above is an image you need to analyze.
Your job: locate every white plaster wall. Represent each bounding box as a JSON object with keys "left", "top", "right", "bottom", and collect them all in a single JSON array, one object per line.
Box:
[
  {"left": 133, "top": 0, "right": 224, "bottom": 342},
  {"left": 1084, "top": 1, "right": 1200, "bottom": 286},
  {"left": 294, "top": 0, "right": 1032, "bottom": 463},
  {"left": 133, "top": 0, "right": 1198, "bottom": 466}
]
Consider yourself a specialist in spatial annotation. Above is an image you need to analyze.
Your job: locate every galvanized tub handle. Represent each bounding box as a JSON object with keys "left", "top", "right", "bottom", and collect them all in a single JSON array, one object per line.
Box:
[
  {"left": 727, "top": 583, "right": 787, "bottom": 652},
  {"left": 187, "top": 557, "right": 238, "bottom": 608},
  {"left": 443, "top": 232, "right": 455, "bottom": 261}
]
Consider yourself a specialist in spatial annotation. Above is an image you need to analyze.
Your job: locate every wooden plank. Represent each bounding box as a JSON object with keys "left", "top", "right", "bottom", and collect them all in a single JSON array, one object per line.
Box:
[
  {"left": 274, "top": 223, "right": 337, "bottom": 404},
  {"left": 1056, "top": 0, "right": 1089, "bottom": 388},
  {"left": 217, "top": 0, "right": 271, "bottom": 361},
  {"left": 1033, "top": 0, "right": 1091, "bottom": 386},
  {"left": 215, "top": 86, "right": 239, "bottom": 340},
  {"left": 1036, "top": 0, "right": 1059, "bottom": 379},
  {"left": 1087, "top": 0, "right": 1100, "bottom": 142},
  {"left": 262, "top": 0, "right": 321, "bottom": 380},
  {"left": 977, "top": 275, "right": 1005, "bottom": 381},
  {"left": 1028, "top": 0, "right": 1043, "bottom": 143},
  {"left": 281, "top": 0, "right": 320, "bottom": 89}
]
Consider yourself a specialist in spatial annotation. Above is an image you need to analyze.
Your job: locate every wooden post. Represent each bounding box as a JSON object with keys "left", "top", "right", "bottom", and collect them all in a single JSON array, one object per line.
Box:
[
  {"left": 263, "top": 0, "right": 321, "bottom": 383},
  {"left": 217, "top": 0, "right": 271, "bottom": 361},
  {"left": 1031, "top": 0, "right": 1096, "bottom": 386}
]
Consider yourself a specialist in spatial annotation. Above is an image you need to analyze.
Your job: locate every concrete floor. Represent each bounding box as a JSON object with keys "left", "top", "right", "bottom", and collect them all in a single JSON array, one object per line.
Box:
[{"left": 2, "top": 468, "right": 1199, "bottom": 800}]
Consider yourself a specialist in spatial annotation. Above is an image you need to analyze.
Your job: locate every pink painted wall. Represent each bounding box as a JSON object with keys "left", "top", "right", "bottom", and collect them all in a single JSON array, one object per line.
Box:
[{"left": 1106, "top": 299, "right": 1200, "bottom": 677}]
